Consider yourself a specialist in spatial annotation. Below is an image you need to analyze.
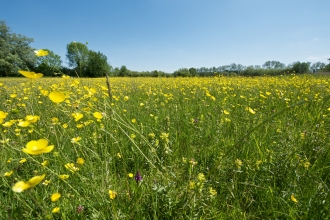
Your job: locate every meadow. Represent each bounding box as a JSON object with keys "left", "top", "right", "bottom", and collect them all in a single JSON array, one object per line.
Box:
[{"left": 1, "top": 74, "right": 330, "bottom": 219}]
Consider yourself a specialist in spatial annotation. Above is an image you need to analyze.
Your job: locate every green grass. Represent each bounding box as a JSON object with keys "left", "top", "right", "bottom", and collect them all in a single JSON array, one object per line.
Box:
[{"left": 1, "top": 74, "right": 330, "bottom": 219}]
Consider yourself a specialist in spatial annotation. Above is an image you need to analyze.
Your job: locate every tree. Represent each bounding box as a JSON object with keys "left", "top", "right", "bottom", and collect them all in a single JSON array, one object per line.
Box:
[
  {"left": 151, "top": 70, "right": 165, "bottom": 77},
  {"left": 291, "top": 62, "right": 311, "bottom": 74},
  {"left": 0, "top": 20, "right": 36, "bottom": 76},
  {"left": 118, "top": 65, "right": 129, "bottom": 77},
  {"left": 236, "top": 64, "right": 246, "bottom": 73},
  {"left": 34, "top": 49, "right": 62, "bottom": 76},
  {"left": 262, "top": 61, "right": 286, "bottom": 69},
  {"left": 310, "top": 62, "right": 326, "bottom": 73},
  {"left": 85, "top": 50, "right": 112, "bottom": 77},
  {"left": 173, "top": 68, "right": 191, "bottom": 77},
  {"left": 111, "top": 67, "right": 120, "bottom": 76},
  {"left": 189, "top": 67, "right": 198, "bottom": 76},
  {"left": 66, "top": 41, "right": 89, "bottom": 76}
]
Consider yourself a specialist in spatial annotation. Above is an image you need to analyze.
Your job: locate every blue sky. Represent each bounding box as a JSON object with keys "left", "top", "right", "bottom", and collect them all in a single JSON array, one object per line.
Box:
[{"left": 1, "top": 0, "right": 329, "bottom": 72}]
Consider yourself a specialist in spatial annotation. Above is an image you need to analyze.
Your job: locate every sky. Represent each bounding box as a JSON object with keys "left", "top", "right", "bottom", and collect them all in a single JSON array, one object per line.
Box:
[{"left": 1, "top": 0, "right": 329, "bottom": 73}]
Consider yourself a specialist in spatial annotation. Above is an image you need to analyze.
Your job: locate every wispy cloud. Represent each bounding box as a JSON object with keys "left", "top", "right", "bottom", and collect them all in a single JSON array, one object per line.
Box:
[
  {"left": 306, "top": 55, "right": 320, "bottom": 60},
  {"left": 306, "top": 55, "right": 330, "bottom": 63},
  {"left": 313, "top": 38, "right": 320, "bottom": 41}
]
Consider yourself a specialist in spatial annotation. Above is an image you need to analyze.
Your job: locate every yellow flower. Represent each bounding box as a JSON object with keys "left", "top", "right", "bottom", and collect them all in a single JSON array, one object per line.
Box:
[
  {"left": 59, "top": 174, "right": 69, "bottom": 180},
  {"left": 51, "top": 118, "right": 59, "bottom": 124},
  {"left": 41, "top": 160, "right": 49, "bottom": 166},
  {"left": 22, "top": 139, "right": 54, "bottom": 155},
  {"left": 27, "top": 175, "right": 46, "bottom": 187},
  {"left": 197, "top": 173, "right": 206, "bottom": 182},
  {"left": 0, "top": 111, "right": 8, "bottom": 120},
  {"left": 40, "top": 89, "right": 49, "bottom": 96},
  {"left": 189, "top": 181, "right": 196, "bottom": 189},
  {"left": 76, "top": 124, "right": 84, "bottom": 128},
  {"left": 235, "top": 159, "right": 243, "bottom": 169},
  {"left": 225, "top": 118, "right": 231, "bottom": 122},
  {"left": 52, "top": 207, "right": 60, "bottom": 213},
  {"left": 124, "top": 96, "right": 129, "bottom": 101},
  {"left": 4, "top": 170, "right": 14, "bottom": 177},
  {"left": 223, "top": 110, "right": 230, "bottom": 115},
  {"left": 2, "top": 121, "right": 14, "bottom": 127},
  {"left": 10, "top": 94, "right": 17, "bottom": 98},
  {"left": 34, "top": 49, "right": 48, "bottom": 56},
  {"left": 19, "top": 158, "right": 27, "bottom": 164},
  {"left": 51, "top": 193, "right": 61, "bottom": 202},
  {"left": 109, "top": 190, "right": 117, "bottom": 200},
  {"left": 247, "top": 107, "right": 256, "bottom": 114},
  {"left": 131, "top": 118, "right": 136, "bottom": 123},
  {"left": 117, "top": 153, "right": 122, "bottom": 159},
  {"left": 49, "top": 91, "right": 66, "bottom": 103},
  {"left": 65, "top": 163, "right": 79, "bottom": 172},
  {"left": 42, "top": 180, "right": 51, "bottom": 185},
  {"left": 209, "top": 187, "right": 217, "bottom": 196},
  {"left": 189, "top": 159, "right": 198, "bottom": 166},
  {"left": 291, "top": 194, "right": 298, "bottom": 203},
  {"left": 304, "top": 161, "right": 311, "bottom": 169},
  {"left": 25, "top": 115, "right": 40, "bottom": 123},
  {"left": 12, "top": 174, "right": 46, "bottom": 192},
  {"left": 77, "top": 158, "right": 85, "bottom": 165},
  {"left": 18, "top": 120, "right": 31, "bottom": 127},
  {"left": 71, "top": 136, "right": 81, "bottom": 143},
  {"left": 12, "top": 181, "right": 30, "bottom": 192},
  {"left": 93, "top": 112, "right": 103, "bottom": 120},
  {"left": 71, "top": 112, "right": 84, "bottom": 121},
  {"left": 128, "top": 173, "right": 133, "bottom": 178},
  {"left": 18, "top": 70, "right": 43, "bottom": 79}
]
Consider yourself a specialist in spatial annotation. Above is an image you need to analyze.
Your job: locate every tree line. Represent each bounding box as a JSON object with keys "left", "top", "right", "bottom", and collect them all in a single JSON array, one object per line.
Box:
[{"left": 1, "top": 20, "right": 330, "bottom": 78}]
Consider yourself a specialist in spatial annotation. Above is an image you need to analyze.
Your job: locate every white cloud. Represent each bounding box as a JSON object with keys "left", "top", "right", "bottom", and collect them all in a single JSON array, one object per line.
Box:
[
  {"left": 306, "top": 55, "right": 330, "bottom": 63},
  {"left": 313, "top": 38, "right": 320, "bottom": 41},
  {"left": 306, "top": 55, "right": 320, "bottom": 60}
]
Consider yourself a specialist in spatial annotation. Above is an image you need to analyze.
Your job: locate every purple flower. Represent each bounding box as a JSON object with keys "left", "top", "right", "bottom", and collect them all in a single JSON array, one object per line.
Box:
[
  {"left": 134, "top": 171, "right": 142, "bottom": 184},
  {"left": 77, "top": 205, "right": 84, "bottom": 213}
]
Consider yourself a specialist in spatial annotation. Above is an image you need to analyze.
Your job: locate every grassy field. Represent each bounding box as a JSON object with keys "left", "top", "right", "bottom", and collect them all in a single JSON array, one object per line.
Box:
[{"left": 1, "top": 75, "right": 330, "bottom": 219}]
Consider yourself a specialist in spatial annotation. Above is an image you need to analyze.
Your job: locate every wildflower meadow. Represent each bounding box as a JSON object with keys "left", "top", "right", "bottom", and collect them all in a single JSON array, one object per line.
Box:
[{"left": 1, "top": 53, "right": 330, "bottom": 219}]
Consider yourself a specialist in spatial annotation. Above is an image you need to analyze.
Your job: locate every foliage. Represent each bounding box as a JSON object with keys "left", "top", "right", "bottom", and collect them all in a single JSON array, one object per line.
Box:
[
  {"left": 118, "top": 65, "right": 129, "bottom": 77},
  {"left": 66, "top": 42, "right": 89, "bottom": 68},
  {"left": 33, "top": 49, "right": 62, "bottom": 77},
  {"left": 66, "top": 41, "right": 89, "bottom": 76},
  {"left": 310, "top": 62, "right": 326, "bottom": 73},
  {"left": 319, "top": 63, "right": 330, "bottom": 73},
  {"left": 0, "top": 20, "right": 36, "bottom": 76},
  {"left": 291, "top": 61, "right": 311, "bottom": 74},
  {"left": 262, "top": 60, "right": 286, "bottom": 69},
  {"left": 85, "top": 50, "right": 112, "bottom": 78},
  {"left": 173, "top": 68, "right": 191, "bottom": 77},
  {"left": 189, "top": 67, "right": 198, "bottom": 76},
  {"left": 66, "top": 42, "right": 112, "bottom": 78}
]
